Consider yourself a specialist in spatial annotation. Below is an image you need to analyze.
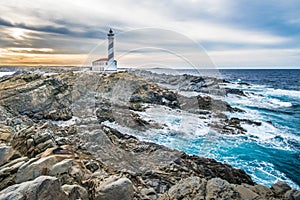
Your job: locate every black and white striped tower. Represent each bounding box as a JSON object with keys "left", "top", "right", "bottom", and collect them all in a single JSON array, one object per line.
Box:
[{"left": 107, "top": 28, "right": 114, "bottom": 67}]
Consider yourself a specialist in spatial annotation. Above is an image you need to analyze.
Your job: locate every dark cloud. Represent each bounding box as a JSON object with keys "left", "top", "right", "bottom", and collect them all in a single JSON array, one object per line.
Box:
[
  {"left": 0, "top": 18, "right": 14, "bottom": 27},
  {"left": 0, "top": 17, "right": 109, "bottom": 39}
]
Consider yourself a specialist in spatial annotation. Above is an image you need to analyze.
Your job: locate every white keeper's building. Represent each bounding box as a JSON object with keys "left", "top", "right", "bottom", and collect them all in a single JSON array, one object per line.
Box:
[{"left": 92, "top": 29, "right": 117, "bottom": 71}]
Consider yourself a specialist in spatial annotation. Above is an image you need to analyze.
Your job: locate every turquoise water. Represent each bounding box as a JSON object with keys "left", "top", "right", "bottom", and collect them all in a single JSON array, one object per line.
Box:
[{"left": 136, "top": 69, "right": 300, "bottom": 189}]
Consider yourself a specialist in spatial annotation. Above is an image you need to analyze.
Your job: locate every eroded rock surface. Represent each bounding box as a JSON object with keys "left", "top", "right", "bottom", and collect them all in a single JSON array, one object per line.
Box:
[{"left": 0, "top": 70, "right": 298, "bottom": 199}]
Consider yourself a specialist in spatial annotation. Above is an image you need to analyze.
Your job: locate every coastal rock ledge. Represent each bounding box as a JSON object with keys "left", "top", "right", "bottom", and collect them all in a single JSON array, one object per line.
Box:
[{"left": 0, "top": 70, "right": 299, "bottom": 200}]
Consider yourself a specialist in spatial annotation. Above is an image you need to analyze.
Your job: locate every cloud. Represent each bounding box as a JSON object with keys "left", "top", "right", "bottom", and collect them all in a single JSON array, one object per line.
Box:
[
  {"left": 208, "top": 48, "right": 300, "bottom": 68},
  {"left": 0, "top": 17, "right": 107, "bottom": 39},
  {"left": 7, "top": 47, "right": 54, "bottom": 54},
  {"left": 0, "top": 0, "right": 299, "bottom": 68}
]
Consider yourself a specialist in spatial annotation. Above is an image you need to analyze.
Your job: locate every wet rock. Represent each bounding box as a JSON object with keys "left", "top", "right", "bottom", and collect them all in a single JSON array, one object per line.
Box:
[
  {"left": 95, "top": 175, "right": 134, "bottom": 200},
  {"left": 95, "top": 100, "right": 114, "bottom": 123},
  {"left": 84, "top": 160, "right": 99, "bottom": 172},
  {"left": 237, "top": 82, "right": 250, "bottom": 86},
  {"left": 0, "top": 175, "right": 67, "bottom": 200},
  {"left": 284, "top": 189, "right": 300, "bottom": 200},
  {"left": 226, "top": 88, "right": 246, "bottom": 96}
]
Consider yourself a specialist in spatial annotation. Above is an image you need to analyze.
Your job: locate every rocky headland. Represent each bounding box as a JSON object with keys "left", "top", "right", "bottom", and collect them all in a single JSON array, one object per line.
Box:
[{"left": 0, "top": 69, "right": 299, "bottom": 199}]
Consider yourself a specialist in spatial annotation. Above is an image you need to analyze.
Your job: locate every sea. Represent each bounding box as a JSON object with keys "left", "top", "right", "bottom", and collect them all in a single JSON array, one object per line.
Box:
[
  {"left": 215, "top": 69, "right": 299, "bottom": 189},
  {"left": 128, "top": 68, "right": 300, "bottom": 189},
  {"left": 1, "top": 69, "right": 299, "bottom": 189}
]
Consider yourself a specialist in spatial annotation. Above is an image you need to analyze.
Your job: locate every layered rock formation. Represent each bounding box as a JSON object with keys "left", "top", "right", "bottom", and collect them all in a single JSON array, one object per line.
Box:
[{"left": 0, "top": 70, "right": 299, "bottom": 199}]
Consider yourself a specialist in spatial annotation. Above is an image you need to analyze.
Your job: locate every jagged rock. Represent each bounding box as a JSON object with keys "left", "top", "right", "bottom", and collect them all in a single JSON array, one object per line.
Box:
[
  {"left": 15, "top": 146, "right": 78, "bottom": 184},
  {"left": 0, "top": 176, "right": 67, "bottom": 200},
  {"left": 0, "top": 144, "right": 13, "bottom": 166},
  {"left": 0, "top": 72, "right": 73, "bottom": 121},
  {"left": 95, "top": 103, "right": 114, "bottom": 123},
  {"left": 0, "top": 156, "right": 28, "bottom": 175},
  {"left": 271, "top": 181, "right": 292, "bottom": 197},
  {"left": 0, "top": 126, "right": 13, "bottom": 142},
  {"left": 205, "top": 178, "right": 240, "bottom": 200},
  {"left": 250, "top": 184, "right": 273, "bottom": 198},
  {"left": 226, "top": 88, "right": 246, "bottom": 96},
  {"left": 84, "top": 160, "right": 99, "bottom": 172},
  {"left": 0, "top": 70, "right": 299, "bottom": 200},
  {"left": 284, "top": 189, "right": 300, "bottom": 200},
  {"left": 16, "top": 156, "right": 58, "bottom": 183},
  {"left": 236, "top": 185, "right": 259, "bottom": 200},
  {"left": 49, "top": 158, "right": 73, "bottom": 176},
  {"left": 62, "top": 184, "right": 89, "bottom": 200},
  {"left": 95, "top": 175, "right": 134, "bottom": 200},
  {"left": 162, "top": 176, "right": 207, "bottom": 200},
  {"left": 141, "top": 187, "right": 157, "bottom": 199},
  {"left": 0, "top": 156, "right": 29, "bottom": 191}
]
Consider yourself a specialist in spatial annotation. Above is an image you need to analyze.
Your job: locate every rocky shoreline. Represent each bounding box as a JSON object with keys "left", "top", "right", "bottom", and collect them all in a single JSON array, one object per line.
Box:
[{"left": 0, "top": 70, "right": 299, "bottom": 199}]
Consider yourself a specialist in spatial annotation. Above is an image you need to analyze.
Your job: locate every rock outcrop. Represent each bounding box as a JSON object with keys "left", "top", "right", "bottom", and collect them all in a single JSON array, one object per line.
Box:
[
  {"left": 0, "top": 72, "right": 72, "bottom": 120},
  {"left": 0, "top": 70, "right": 298, "bottom": 199},
  {"left": 0, "top": 176, "right": 68, "bottom": 200}
]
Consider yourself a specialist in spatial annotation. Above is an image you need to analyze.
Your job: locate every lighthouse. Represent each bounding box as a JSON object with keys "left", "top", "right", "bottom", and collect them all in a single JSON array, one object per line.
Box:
[
  {"left": 92, "top": 29, "right": 117, "bottom": 71},
  {"left": 107, "top": 29, "right": 115, "bottom": 68}
]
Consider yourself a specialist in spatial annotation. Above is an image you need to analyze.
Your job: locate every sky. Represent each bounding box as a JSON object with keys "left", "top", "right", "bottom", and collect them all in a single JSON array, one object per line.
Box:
[{"left": 0, "top": 0, "right": 300, "bottom": 69}]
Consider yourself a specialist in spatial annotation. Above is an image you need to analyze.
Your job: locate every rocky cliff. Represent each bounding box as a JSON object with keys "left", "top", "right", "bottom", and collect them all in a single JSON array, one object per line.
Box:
[{"left": 0, "top": 70, "right": 299, "bottom": 200}]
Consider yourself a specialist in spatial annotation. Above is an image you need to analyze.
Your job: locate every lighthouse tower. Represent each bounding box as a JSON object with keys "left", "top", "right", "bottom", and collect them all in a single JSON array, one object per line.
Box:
[
  {"left": 107, "top": 29, "right": 116, "bottom": 70},
  {"left": 92, "top": 28, "right": 117, "bottom": 71}
]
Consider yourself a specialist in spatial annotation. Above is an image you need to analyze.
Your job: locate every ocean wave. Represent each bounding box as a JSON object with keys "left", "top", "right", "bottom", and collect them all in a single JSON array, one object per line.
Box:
[
  {"left": 223, "top": 82, "right": 300, "bottom": 100},
  {"left": 266, "top": 88, "right": 300, "bottom": 99},
  {"left": 220, "top": 82, "right": 267, "bottom": 91},
  {"left": 135, "top": 105, "right": 212, "bottom": 137},
  {"left": 226, "top": 93, "right": 292, "bottom": 110},
  {"left": 241, "top": 122, "right": 300, "bottom": 151},
  {"left": 239, "top": 160, "right": 299, "bottom": 189},
  {"left": 0, "top": 72, "right": 15, "bottom": 77}
]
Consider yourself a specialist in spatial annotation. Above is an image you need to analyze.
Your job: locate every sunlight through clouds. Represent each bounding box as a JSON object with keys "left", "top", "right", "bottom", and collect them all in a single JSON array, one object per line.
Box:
[{"left": 0, "top": 0, "right": 299, "bottom": 68}]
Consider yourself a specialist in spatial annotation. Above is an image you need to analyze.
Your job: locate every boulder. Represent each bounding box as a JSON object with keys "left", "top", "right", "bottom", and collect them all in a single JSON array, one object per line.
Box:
[
  {"left": 0, "top": 126, "right": 13, "bottom": 142},
  {"left": 271, "top": 181, "right": 292, "bottom": 197},
  {"left": 141, "top": 187, "right": 157, "bottom": 199},
  {"left": 250, "top": 184, "right": 273, "bottom": 198},
  {"left": 205, "top": 178, "right": 240, "bottom": 200},
  {"left": 49, "top": 158, "right": 73, "bottom": 176},
  {"left": 0, "top": 176, "right": 67, "bottom": 200},
  {"left": 95, "top": 175, "right": 134, "bottom": 200},
  {"left": 226, "top": 88, "right": 246, "bottom": 96},
  {"left": 16, "top": 153, "right": 75, "bottom": 183},
  {"left": 0, "top": 144, "right": 13, "bottom": 166},
  {"left": 284, "top": 189, "right": 300, "bottom": 200},
  {"left": 15, "top": 156, "right": 58, "bottom": 183},
  {"left": 0, "top": 157, "right": 28, "bottom": 190},
  {"left": 165, "top": 176, "right": 207, "bottom": 200},
  {"left": 62, "top": 184, "right": 89, "bottom": 200},
  {"left": 236, "top": 185, "right": 259, "bottom": 200}
]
